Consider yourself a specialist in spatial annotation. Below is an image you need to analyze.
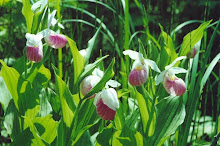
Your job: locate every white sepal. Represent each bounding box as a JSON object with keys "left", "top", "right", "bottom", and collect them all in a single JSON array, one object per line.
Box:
[
  {"left": 123, "top": 50, "right": 139, "bottom": 60},
  {"left": 155, "top": 70, "right": 166, "bottom": 85},
  {"left": 106, "top": 80, "right": 121, "bottom": 88},
  {"left": 144, "top": 59, "right": 161, "bottom": 73},
  {"left": 165, "top": 56, "right": 187, "bottom": 70},
  {"left": 168, "top": 67, "right": 187, "bottom": 75}
]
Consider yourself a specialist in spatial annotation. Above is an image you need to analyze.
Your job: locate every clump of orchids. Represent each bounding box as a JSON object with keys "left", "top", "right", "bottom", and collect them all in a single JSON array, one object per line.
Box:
[
  {"left": 124, "top": 49, "right": 187, "bottom": 96},
  {"left": 80, "top": 68, "right": 121, "bottom": 120},
  {"left": 25, "top": 8, "right": 67, "bottom": 62}
]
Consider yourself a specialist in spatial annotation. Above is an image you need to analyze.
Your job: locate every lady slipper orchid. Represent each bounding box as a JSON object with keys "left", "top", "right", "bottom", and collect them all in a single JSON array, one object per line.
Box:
[
  {"left": 80, "top": 68, "right": 121, "bottom": 98},
  {"left": 155, "top": 56, "right": 187, "bottom": 96},
  {"left": 123, "top": 50, "right": 161, "bottom": 86},
  {"left": 25, "top": 33, "right": 43, "bottom": 62},
  {"left": 187, "top": 40, "right": 201, "bottom": 58},
  {"left": 44, "top": 30, "right": 67, "bottom": 49},
  {"left": 93, "top": 88, "right": 119, "bottom": 120},
  {"left": 39, "top": 10, "right": 67, "bottom": 49}
]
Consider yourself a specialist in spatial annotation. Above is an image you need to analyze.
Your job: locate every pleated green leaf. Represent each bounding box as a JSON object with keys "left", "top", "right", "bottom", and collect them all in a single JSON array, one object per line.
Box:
[
  {"left": 160, "top": 28, "right": 178, "bottom": 64},
  {"left": 53, "top": 65, "right": 75, "bottom": 128},
  {"left": 22, "top": 0, "right": 34, "bottom": 33},
  {"left": 136, "top": 86, "right": 156, "bottom": 137},
  {"left": 179, "top": 20, "right": 212, "bottom": 56},
  {"left": 150, "top": 96, "right": 185, "bottom": 145},
  {"left": 0, "top": 76, "right": 12, "bottom": 111},
  {"left": 112, "top": 126, "right": 148, "bottom": 146},
  {"left": 66, "top": 36, "right": 85, "bottom": 92},
  {"left": 0, "top": 60, "right": 20, "bottom": 110},
  {"left": 33, "top": 115, "right": 59, "bottom": 144}
]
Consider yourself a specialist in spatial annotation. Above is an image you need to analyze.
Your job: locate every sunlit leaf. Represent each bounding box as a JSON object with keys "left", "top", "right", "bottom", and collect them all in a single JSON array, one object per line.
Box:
[
  {"left": 22, "top": 0, "right": 34, "bottom": 33},
  {"left": 179, "top": 20, "right": 212, "bottom": 56},
  {"left": 0, "top": 76, "right": 12, "bottom": 111},
  {"left": 0, "top": 60, "right": 20, "bottom": 110},
  {"left": 84, "top": 26, "right": 102, "bottom": 64},
  {"left": 66, "top": 36, "right": 85, "bottom": 92},
  {"left": 136, "top": 86, "right": 156, "bottom": 136},
  {"left": 160, "top": 27, "right": 178, "bottom": 65},
  {"left": 53, "top": 65, "right": 75, "bottom": 128},
  {"left": 23, "top": 116, "right": 49, "bottom": 145},
  {"left": 33, "top": 115, "right": 58, "bottom": 144}
]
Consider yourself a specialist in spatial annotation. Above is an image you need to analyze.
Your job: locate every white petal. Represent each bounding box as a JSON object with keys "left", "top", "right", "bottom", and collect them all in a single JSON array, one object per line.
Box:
[
  {"left": 144, "top": 59, "right": 161, "bottom": 73},
  {"left": 39, "top": 0, "right": 48, "bottom": 12},
  {"left": 58, "top": 23, "right": 65, "bottom": 29},
  {"left": 165, "top": 56, "right": 187, "bottom": 70},
  {"left": 106, "top": 80, "right": 121, "bottom": 88},
  {"left": 48, "top": 10, "right": 57, "bottom": 28},
  {"left": 31, "top": 1, "right": 41, "bottom": 13},
  {"left": 155, "top": 70, "right": 166, "bottom": 85},
  {"left": 123, "top": 50, "right": 139, "bottom": 60},
  {"left": 168, "top": 67, "right": 187, "bottom": 74},
  {"left": 92, "top": 68, "right": 104, "bottom": 78}
]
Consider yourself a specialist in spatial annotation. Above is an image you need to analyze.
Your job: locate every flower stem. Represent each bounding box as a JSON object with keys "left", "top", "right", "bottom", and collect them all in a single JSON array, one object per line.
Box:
[{"left": 57, "top": 0, "right": 63, "bottom": 78}]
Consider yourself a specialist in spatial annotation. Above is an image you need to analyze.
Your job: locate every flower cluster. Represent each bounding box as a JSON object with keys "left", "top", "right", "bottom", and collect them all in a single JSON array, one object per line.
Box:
[
  {"left": 124, "top": 49, "right": 188, "bottom": 96},
  {"left": 80, "top": 68, "right": 121, "bottom": 120},
  {"left": 25, "top": 9, "right": 67, "bottom": 63}
]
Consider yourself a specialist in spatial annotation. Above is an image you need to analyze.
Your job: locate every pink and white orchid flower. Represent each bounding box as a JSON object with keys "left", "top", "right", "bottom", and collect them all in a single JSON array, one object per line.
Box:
[
  {"left": 155, "top": 56, "right": 187, "bottom": 96},
  {"left": 123, "top": 50, "right": 161, "bottom": 86},
  {"left": 25, "top": 33, "right": 43, "bottom": 62},
  {"left": 93, "top": 88, "right": 119, "bottom": 120}
]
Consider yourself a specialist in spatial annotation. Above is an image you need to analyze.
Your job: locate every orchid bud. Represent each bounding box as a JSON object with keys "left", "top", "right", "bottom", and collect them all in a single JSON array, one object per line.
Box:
[
  {"left": 80, "top": 75, "right": 101, "bottom": 99},
  {"left": 129, "top": 60, "right": 148, "bottom": 86},
  {"left": 94, "top": 88, "right": 119, "bottom": 120},
  {"left": 44, "top": 30, "right": 67, "bottom": 49},
  {"left": 25, "top": 33, "right": 43, "bottom": 62},
  {"left": 163, "top": 71, "right": 186, "bottom": 96},
  {"left": 187, "top": 40, "right": 201, "bottom": 58}
]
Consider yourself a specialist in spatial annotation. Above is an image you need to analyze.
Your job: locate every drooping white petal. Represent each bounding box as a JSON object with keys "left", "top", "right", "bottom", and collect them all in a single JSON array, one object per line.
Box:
[
  {"left": 31, "top": 1, "right": 41, "bottom": 13},
  {"left": 155, "top": 70, "right": 166, "bottom": 85},
  {"left": 144, "top": 59, "right": 161, "bottom": 73},
  {"left": 92, "top": 68, "right": 104, "bottom": 78},
  {"left": 123, "top": 50, "right": 139, "bottom": 60},
  {"left": 165, "top": 56, "right": 187, "bottom": 70},
  {"left": 168, "top": 67, "right": 187, "bottom": 75},
  {"left": 106, "top": 80, "right": 121, "bottom": 88},
  {"left": 101, "top": 88, "right": 119, "bottom": 110},
  {"left": 48, "top": 10, "right": 57, "bottom": 28}
]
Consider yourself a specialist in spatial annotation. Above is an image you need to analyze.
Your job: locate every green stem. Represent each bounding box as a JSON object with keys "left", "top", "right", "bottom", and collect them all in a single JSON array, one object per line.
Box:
[{"left": 57, "top": 0, "right": 63, "bottom": 78}]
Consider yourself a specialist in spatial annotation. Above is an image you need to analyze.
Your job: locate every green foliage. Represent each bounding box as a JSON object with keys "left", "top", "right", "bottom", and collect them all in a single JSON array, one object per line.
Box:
[{"left": 0, "top": 0, "right": 219, "bottom": 145}]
